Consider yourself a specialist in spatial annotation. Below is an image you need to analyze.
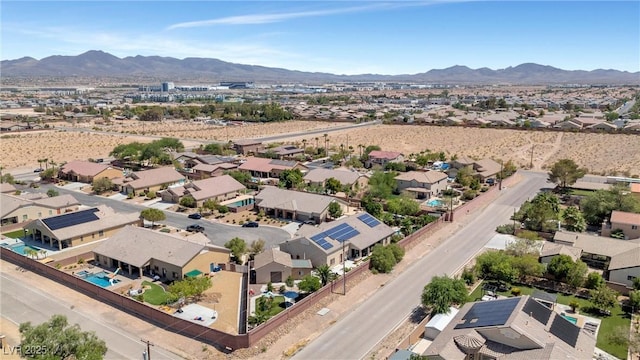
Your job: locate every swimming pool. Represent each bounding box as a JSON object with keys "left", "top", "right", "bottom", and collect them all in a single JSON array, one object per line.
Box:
[
  {"left": 227, "top": 198, "right": 255, "bottom": 208},
  {"left": 85, "top": 271, "right": 121, "bottom": 288},
  {"left": 561, "top": 313, "right": 578, "bottom": 325},
  {"left": 8, "top": 243, "right": 42, "bottom": 256},
  {"left": 426, "top": 199, "right": 445, "bottom": 207}
]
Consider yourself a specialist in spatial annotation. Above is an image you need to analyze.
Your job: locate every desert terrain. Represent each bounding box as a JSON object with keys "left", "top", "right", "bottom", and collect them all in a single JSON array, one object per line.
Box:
[{"left": 2, "top": 121, "right": 639, "bottom": 176}]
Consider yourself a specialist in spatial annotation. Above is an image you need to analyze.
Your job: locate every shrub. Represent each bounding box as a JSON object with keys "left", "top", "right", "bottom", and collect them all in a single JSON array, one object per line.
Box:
[
  {"left": 267, "top": 282, "right": 274, "bottom": 292},
  {"left": 127, "top": 193, "right": 134, "bottom": 199},
  {"left": 146, "top": 190, "right": 156, "bottom": 199},
  {"left": 461, "top": 267, "right": 477, "bottom": 285},
  {"left": 511, "top": 287, "right": 521, "bottom": 296},
  {"left": 462, "top": 190, "right": 477, "bottom": 200},
  {"left": 279, "top": 285, "right": 286, "bottom": 293},
  {"left": 285, "top": 276, "right": 294, "bottom": 287},
  {"left": 495, "top": 224, "right": 515, "bottom": 234},
  {"left": 569, "top": 300, "right": 580, "bottom": 312},
  {"left": 77, "top": 258, "right": 84, "bottom": 264}
]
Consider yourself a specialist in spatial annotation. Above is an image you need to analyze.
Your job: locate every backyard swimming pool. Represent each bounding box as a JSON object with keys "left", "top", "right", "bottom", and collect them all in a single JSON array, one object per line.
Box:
[
  {"left": 1, "top": 242, "right": 43, "bottom": 256},
  {"left": 561, "top": 313, "right": 578, "bottom": 325},
  {"left": 426, "top": 199, "right": 445, "bottom": 207},
  {"left": 85, "top": 271, "right": 120, "bottom": 288},
  {"left": 227, "top": 198, "right": 255, "bottom": 208}
]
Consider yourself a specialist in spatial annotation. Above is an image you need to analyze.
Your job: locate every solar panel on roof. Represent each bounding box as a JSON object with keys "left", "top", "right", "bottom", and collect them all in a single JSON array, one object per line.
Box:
[
  {"left": 324, "top": 223, "right": 360, "bottom": 243},
  {"left": 455, "top": 297, "right": 520, "bottom": 329},
  {"left": 549, "top": 313, "right": 581, "bottom": 347},
  {"left": 42, "top": 208, "right": 100, "bottom": 231},
  {"left": 358, "top": 213, "right": 381, "bottom": 227},
  {"left": 310, "top": 235, "right": 334, "bottom": 250},
  {"left": 522, "top": 298, "right": 552, "bottom": 325}
]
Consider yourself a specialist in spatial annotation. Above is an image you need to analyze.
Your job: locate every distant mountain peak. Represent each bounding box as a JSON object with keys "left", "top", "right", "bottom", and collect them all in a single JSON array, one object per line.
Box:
[{"left": 1, "top": 51, "right": 638, "bottom": 85}]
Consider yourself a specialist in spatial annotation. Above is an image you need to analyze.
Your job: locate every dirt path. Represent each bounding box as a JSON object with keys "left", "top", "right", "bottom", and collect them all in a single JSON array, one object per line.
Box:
[{"left": 533, "top": 132, "right": 563, "bottom": 170}]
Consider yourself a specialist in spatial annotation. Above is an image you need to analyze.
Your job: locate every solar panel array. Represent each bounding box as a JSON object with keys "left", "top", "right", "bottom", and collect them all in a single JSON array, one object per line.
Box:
[
  {"left": 310, "top": 223, "right": 360, "bottom": 250},
  {"left": 455, "top": 297, "right": 520, "bottom": 329},
  {"left": 549, "top": 313, "right": 581, "bottom": 347},
  {"left": 522, "top": 297, "right": 552, "bottom": 325},
  {"left": 42, "top": 208, "right": 100, "bottom": 231},
  {"left": 357, "top": 213, "right": 381, "bottom": 228}
]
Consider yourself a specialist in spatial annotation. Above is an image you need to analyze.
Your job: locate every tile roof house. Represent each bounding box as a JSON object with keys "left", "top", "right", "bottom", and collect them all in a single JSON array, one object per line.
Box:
[
  {"left": 601, "top": 210, "right": 640, "bottom": 240},
  {"left": 422, "top": 296, "right": 596, "bottom": 359},
  {"left": 1, "top": 193, "right": 80, "bottom": 226},
  {"left": 93, "top": 226, "right": 230, "bottom": 280},
  {"left": 258, "top": 145, "right": 305, "bottom": 160},
  {"left": 551, "top": 230, "right": 640, "bottom": 288},
  {"left": 280, "top": 212, "right": 394, "bottom": 267},
  {"left": 252, "top": 248, "right": 312, "bottom": 284},
  {"left": 191, "top": 162, "right": 238, "bottom": 180},
  {"left": 233, "top": 139, "right": 265, "bottom": 155},
  {"left": 395, "top": 170, "right": 448, "bottom": 199},
  {"left": 24, "top": 205, "right": 140, "bottom": 250},
  {"left": 238, "top": 157, "right": 307, "bottom": 185},
  {"left": 449, "top": 157, "right": 502, "bottom": 182},
  {"left": 303, "top": 168, "right": 368, "bottom": 190},
  {"left": 0, "top": 182, "right": 17, "bottom": 194},
  {"left": 58, "top": 160, "right": 123, "bottom": 183},
  {"left": 119, "top": 167, "right": 185, "bottom": 195},
  {"left": 366, "top": 150, "right": 404, "bottom": 168},
  {"left": 162, "top": 174, "right": 246, "bottom": 205},
  {"left": 254, "top": 186, "right": 344, "bottom": 223}
]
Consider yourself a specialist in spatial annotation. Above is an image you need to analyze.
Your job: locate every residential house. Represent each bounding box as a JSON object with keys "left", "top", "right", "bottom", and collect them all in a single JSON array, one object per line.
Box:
[
  {"left": 258, "top": 145, "right": 305, "bottom": 160},
  {"left": 422, "top": 296, "right": 596, "bottom": 359},
  {"left": 0, "top": 182, "right": 17, "bottom": 194},
  {"left": 1, "top": 193, "right": 80, "bottom": 226},
  {"left": 303, "top": 168, "right": 368, "bottom": 191},
  {"left": 252, "top": 248, "right": 312, "bottom": 284},
  {"left": 191, "top": 162, "right": 238, "bottom": 180},
  {"left": 539, "top": 242, "right": 582, "bottom": 264},
  {"left": 118, "top": 167, "right": 185, "bottom": 195},
  {"left": 238, "top": 157, "right": 307, "bottom": 185},
  {"left": 254, "top": 186, "right": 345, "bottom": 223},
  {"left": 24, "top": 205, "right": 140, "bottom": 250},
  {"left": 601, "top": 210, "right": 640, "bottom": 240},
  {"left": 552, "top": 231, "right": 640, "bottom": 288},
  {"left": 280, "top": 212, "right": 394, "bottom": 267},
  {"left": 162, "top": 174, "right": 246, "bottom": 206},
  {"left": 588, "top": 122, "right": 618, "bottom": 132},
  {"left": 58, "top": 160, "right": 123, "bottom": 184},
  {"left": 233, "top": 139, "right": 265, "bottom": 155},
  {"left": 395, "top": 170, "right": 448, "bottom": 199},
  {"left": 93, "top": 226, "right": 230, "bottom": 280},
  {"left": 366, "top": 150, "right": 404, "bottom": 168},
  {"left": 553, "top": 120, "right": 583, "bottom": 130},
  {"left": 472, "top": 158, "right": 502, "bottom": 182},
  {"left": 173, "top": 153, "right": 238, "bottom": 179}
]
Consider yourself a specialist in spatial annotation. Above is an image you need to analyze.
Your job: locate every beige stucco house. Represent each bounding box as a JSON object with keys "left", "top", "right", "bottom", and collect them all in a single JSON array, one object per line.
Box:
[
  {"left": 254, "top": 186, "right": 344, "bottom": 223},
  {"left": 118, "top": 167, "right": 185, "bottom": 195},
  {"left": 252, "top": 248, "right": 312, "bottom": 284},
  {"left": 93, "top": 226, "right": 230, "bottom": 280},
  {"left": 395, "top": 170, "right": 448, "bottom": 199},
  {"left": 58, "top": 160, "right": 123, "bottom": 183},
  {"left": 162, "top": 174, "right": 246, "bottom": 206},
  {"left": 1, "top": 193, "right": 80, "bottom": 226},
  {"left": 601, "top": 210, "right": 640, "bottom": 240}
]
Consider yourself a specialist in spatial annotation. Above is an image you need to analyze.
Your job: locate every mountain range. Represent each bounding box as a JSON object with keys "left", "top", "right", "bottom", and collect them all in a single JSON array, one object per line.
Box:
[{"left": 2, "top": 50, "right": 638, "bottom": 85}]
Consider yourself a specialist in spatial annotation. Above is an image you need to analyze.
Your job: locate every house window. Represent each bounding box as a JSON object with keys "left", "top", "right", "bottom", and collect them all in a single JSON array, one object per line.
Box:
[
  {"left": 299, "top": 271, "right": 303, "bottom": 276},
  {"left": 49, "top": 210, "right": 53, "bottom": 215},
  {"left": 330, "top": 259, "right": 335, "bottom": 265},
  {"left": 99, "top": 230, "right": 104, "bottom": 237},
  {"left": 22, "top": 215, "right": 28, "bottom": 221},
  {"left": 173, "top": 272, "right": 178, "bottom": 279},
  {"left": 38, "top": 212, "right": 42, "bottom": 218},
  {"left": 633, "top": 225, "right": 638, "bottom": 230},
  {"left": 629, "top": 276, "right": 637, "bottom": 281}
]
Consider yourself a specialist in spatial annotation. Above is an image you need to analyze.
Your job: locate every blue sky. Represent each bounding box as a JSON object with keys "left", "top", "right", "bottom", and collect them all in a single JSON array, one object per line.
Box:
[{"left": 2, "top": 1, "right": 639, "bottom": 75}]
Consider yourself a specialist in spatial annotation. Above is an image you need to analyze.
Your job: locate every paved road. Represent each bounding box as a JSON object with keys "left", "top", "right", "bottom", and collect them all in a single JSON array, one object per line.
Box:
[
  {"left": 0, "top": 272, "right": 181, "bottom": 360},
  {"left": 616, "top": 99, "right": 635, "bottom": 116},
  {"left": 33, "top": 184, "right": 292, "bottom": 249},
  {"left": 293, "top": 171, "right": 550, "bottom": 360},
  {"left": 254, "top": 120, "right": 380, "bottom": 143}
]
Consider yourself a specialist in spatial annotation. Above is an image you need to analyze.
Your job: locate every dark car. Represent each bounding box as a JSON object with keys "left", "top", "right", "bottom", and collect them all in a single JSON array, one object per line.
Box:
[
  {"left": 33, "top": 168, "right": 44, "bottom": 173},
  {"left": 186, "top": 224, "right": 205, "bottom": 232},
  {"left": 188, "top": 213, "right": 202, "bottom": 219},
  {"left": 242, "top": 221, "right": 259, "bottom": 228}
]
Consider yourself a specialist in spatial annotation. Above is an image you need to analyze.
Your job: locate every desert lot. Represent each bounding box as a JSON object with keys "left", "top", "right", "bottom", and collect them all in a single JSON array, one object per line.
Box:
[{"left": 2, "top": 122, "right": 639, "bottom": 176}]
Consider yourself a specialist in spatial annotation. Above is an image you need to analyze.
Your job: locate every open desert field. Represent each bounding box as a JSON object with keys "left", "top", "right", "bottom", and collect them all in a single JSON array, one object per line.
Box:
[{"left": 3, "top": 122, "right": 639, "bottom": 177}]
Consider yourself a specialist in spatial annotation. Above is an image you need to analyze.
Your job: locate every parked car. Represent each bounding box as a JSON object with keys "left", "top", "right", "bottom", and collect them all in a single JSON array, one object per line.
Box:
[
  {"left": 33, "top": 168, "right": 44, "bottom": 173},
  {"left": 188, "top": 213, "right": 202, "bottom": 219},
  {"left": 186, "top": 224, "right": 205, "bottom": 232},
  {"left": 242, "top": 221, "right": 259, "bottom": 228}
]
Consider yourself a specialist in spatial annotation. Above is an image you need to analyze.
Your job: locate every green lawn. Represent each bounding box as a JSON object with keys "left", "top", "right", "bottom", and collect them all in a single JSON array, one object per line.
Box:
[
  {"left": 468, "top": 281, "right": 630, "bottom": 359},
  {"left": 257, "top": 295, "right": 286, "bottom": 316},
  {"left": 569, "top": 189, "right": 596, "bottom": 197},
  {"left": 1, "top": 229, "right": 25, "bottom": 239},
  {"left": 141, "top": 281, "right": 170, "bottom": 305}
]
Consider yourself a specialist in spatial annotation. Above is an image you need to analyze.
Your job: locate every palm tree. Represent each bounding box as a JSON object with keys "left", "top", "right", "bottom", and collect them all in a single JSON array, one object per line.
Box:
[
  {"left": 316, "top": 264, "right": 335, "bottom": 286},
  {"left": 49, "top": 160, "right": 57, "bottom": 174},
  {"left": 323, "top": 133, "right": 329, "bottom": 157},
  {"left": 42, "top": 158, "right": 49, "bottom": 170},
  {"left": 315, "top": 137, "right": 319, "bottom": 153}
]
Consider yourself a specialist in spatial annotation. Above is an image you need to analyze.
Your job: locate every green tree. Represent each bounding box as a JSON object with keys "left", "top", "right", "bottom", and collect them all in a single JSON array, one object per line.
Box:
[
  {"left": 278, "top": 169, "right": 304, "bottom": 189},
  {"left": 298, "top": 275, "right": 321, "bottom": 292},
  {"left": 226, "top": 170, "right": 252, "bottom": 186},
  {"left": 566, "top": 260, "right": 588, "bottom": 288},
  {"left": 562, "top": 206, "right": 586, "bottom": 232},
  {"left": 140, "top": 208, "right": 166, "bottom": 227},
  {"left": 520, "top": 192, "right": 560, "bottom": 231},
  {"left": 511, "top": 254, "right": 544, "bottom": 279},
  {"left": 474, "top": 250, "right": 518, "bottom": 283},
  {"left": 581, "top": 185, "right": 640, "bottom": 225},
  {"left": 605, "top": 112, "right": 619, "bottom": 121},
  {"left": 315, "top": 264, "right": 335, "bottom": 286},
  {"left": 370, "top": 244, "right": 397, "bottom": 273},
  {"left": 325, "top": 177, "right": 342, "bottom": 194},
  {"left": 547, "top": 254, "right": 576, "bottom": 281},
  {"left": 328, "top": 201, "right": 343, "bottom": 219},
  {"left": 203, "top": 142, "right": 224, "bottom": 155},
  {"left": 361, "top": 195, "right": 383, "bottom": 217},
  {"left": 202, "top": 199, "right": 218, "bottom": 212},
  {"left": 225, "top": 237, "right": 247, "bottom": 264},
  {"left": 585, "top": 272, "right": 605, "bottom": 290},
  {"left": 629, "top": 290, "right": 640, "bottom": 310},
  {"left": 167, "top": 276, "right": 212, "bottom": 302},
  {"left": 39, "top": 168, "right": 56, "bottom": 181},
  {"left": 589, "top": 285, "right": 618, "bottom": 313},
  {"left": 387, "top": 243, "right": 405, "bottom": 263},
  {"left": 19, "top": 314, "right": 107, "bottom": 360},
  {"left": 368, "top": 170, "right": 397, "bottom": 199},
  {"left": 1, "top": 173, "right": 16, "bottom": 184},
  {"left": 548, "top": 159, "right": 586, "bottom": 190},
  {"left": 249, "top": 239, "right": 265, "bottom": 255},
  {"left": 46, "top": 188, "right": 59, "bottom": 197},
  {"left": 421, "top": 275, "right": 468, "bottom": 314},
  {"left": 180, "top": 195, "right": 197, "bottom": 208},
  {"left": 455, "top": 166, "right": 474, "bottom": 188},
  {"left": 92, "top": 177, "right": 113, "bottom": 194},
  {"left": 386, "top": 196, "right": 420, "bottom": 216}
]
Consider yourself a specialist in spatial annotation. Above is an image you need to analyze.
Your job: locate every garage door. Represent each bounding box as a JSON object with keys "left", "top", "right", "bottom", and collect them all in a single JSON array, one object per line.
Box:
[{"left": 270, "top": 271, "right": 282, "bottom": 283}]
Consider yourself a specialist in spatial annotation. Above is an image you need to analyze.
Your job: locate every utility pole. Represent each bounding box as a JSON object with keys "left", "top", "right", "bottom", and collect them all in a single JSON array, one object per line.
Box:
[
  {"left": 499, "top": 160, "right": 504, "bottom": 191},
  {"left": 529, "top": 145, "right": 534, "bottom": 169},
  {"left": 342, "top": 239, "right": 346, "bottom": 295},
  {"left": 141, "top": 339, "right": 154, "bottom": 360}
]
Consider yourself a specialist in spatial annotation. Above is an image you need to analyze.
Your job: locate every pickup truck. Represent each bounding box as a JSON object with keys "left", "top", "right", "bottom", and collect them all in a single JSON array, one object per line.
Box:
[{"left": 186, "top": 224, "right": 205, "bottom": 233}]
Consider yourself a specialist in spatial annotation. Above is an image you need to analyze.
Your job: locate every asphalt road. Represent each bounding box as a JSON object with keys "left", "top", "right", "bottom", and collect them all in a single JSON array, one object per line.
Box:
[
  {"left": 0, "top": 272, "right": 181, "bottom": 360},
  {"left": 33, "top": 184, "right": 292, "bottom": 249},
  {"left": 293, "top": 171, "right": 550, "bottom": 360}
]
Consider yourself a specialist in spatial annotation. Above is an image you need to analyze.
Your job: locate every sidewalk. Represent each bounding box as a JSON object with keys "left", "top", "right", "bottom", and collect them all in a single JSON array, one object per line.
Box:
[{"left": 238, "top": 174, "right": 523, "bottom": 359}]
